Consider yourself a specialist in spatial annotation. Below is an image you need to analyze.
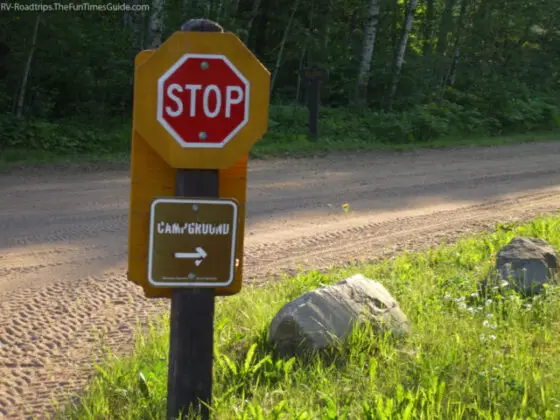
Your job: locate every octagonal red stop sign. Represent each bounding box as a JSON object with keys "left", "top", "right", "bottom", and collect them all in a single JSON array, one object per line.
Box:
[{"left": 157, "top": 54, "right": 250, "bottom": 148}]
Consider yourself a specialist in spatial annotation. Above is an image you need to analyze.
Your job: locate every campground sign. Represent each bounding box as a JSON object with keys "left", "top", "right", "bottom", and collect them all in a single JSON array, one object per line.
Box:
[{"left": 148, "top": 198, "right": 238, "bottom": 288}]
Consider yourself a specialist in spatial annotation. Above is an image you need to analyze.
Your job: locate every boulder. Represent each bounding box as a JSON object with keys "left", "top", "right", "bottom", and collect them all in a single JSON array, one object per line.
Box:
[
  {"left": 495, "top": 236, "right": 558, "bottom": 295},
  {"left": 268, "top": 274, "right": 409, "bottom": 357}
]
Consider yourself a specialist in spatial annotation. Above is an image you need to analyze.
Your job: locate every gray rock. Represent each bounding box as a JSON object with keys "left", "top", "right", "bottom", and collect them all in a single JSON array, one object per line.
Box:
[
  {"left": 268, "top": 274, "right": 409, "bottom": 357},
  {"left": 495, "top": 236, "right": 558, "bottom": 295}
]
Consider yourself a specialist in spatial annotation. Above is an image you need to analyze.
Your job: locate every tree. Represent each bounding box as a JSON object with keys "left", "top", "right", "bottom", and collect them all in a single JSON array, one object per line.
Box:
[
  {"left": 148, "top": 0, "right": 165, "bottom": 48},
  {"left": 0, "top": 0, "right": 558, "bottom": 140},
  {"left": 244, "top": 0, "right": 263, "bottom": 44},
  {"left": 270, "top": 0, "right": 301, "bottom": 93},
  {"left": 441, "top": 0, "right": 469, "bottom": 91},
  {"left": 387, "top": 0, "right": 419, "bottom": 110},
  {"left": 15, "top": 13, "right": 41, "bottom": 118},
  {"left": 422, "top": 0, "right": 435, "bottom": 56},
  {"left": 354, "top": 0, "right": 381, "bottom": 106}
]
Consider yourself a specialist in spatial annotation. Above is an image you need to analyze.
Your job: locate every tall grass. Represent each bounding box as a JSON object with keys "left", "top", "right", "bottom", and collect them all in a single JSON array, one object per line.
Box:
[{"left": 57, "top": 215, "right": 560, "bottom": 419}]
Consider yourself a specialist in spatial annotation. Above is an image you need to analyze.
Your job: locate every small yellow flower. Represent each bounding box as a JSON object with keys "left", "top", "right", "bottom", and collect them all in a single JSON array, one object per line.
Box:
[{"left": 342, "top": 203, "right": 350, "bottom": 213}]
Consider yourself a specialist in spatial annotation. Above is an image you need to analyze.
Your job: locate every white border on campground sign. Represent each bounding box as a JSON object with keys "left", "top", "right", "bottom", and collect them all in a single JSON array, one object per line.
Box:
[{"left": 147, "top": 197, "right": 238, "bottom": 288}]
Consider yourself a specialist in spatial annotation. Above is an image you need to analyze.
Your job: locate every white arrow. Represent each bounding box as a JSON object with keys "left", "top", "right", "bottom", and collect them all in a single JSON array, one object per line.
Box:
[{"left": 174, "top": 247, "right": 207, "bottom": 266}]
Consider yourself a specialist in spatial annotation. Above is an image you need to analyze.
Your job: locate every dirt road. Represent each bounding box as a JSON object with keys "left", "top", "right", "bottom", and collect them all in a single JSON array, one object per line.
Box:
[{"left": 1, "top": 141, "right": 559, "bottom": 418}]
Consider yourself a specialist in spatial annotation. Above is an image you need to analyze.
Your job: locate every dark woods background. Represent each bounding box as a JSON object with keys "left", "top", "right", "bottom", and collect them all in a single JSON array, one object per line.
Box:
[{"left": 0, "top": 0, "right": 559, "bottom": 154}]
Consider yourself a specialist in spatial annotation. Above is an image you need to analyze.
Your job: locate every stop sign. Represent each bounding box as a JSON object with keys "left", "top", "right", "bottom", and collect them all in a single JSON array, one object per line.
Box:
[
  {"left": 133, "top": 31, "right": 269, "bottom": 169},
  {"left": 157, "top": 54, "right": 250, "bottom": 148}
]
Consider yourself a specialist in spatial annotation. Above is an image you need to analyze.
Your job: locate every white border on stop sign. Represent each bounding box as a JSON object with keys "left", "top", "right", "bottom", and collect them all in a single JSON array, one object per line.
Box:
[{"left": 156, "top": 53, "right": 251, "bottom": 149}]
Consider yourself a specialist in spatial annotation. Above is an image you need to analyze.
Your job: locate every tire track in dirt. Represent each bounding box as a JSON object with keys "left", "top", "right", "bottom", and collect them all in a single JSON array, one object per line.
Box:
[
  {"left": 0, "top": 141, "right": 559, "bottom": 418},
  {"left": 244, "top": 190, "right": 560, "bottom": 281}
]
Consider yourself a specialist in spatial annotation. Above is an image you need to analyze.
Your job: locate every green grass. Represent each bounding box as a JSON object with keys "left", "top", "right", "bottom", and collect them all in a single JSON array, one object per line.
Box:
[
  {"left": 56, "top": 215, "right": 560, "bottom": 419},
  {"left": 1, "top": 105, "right": 559, "bottom": 168},
  {"left": 0, "top": 149, "right": 130, "bottom": 169},
  {"left": 252, "top": 128, "right": 560, "bottom": 158},
  {"left": 252, "top": 104, "right": 560, "bottom": 158},
  {"left": 0, "top": 116, "right": 132, "bottom": 171}
]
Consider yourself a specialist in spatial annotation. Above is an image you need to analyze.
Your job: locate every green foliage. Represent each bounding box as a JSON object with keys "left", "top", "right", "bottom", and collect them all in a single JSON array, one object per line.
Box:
[
  {"left": 1, "top": 0, "right": 559, "bottom": 160},
  {"left": 0, "top": 114, "right": 129, "bottom": 155},
  {"left": 253, "top": 100, "right": 559, "bottom": 157},
  {"left": 57, "top": 215, "right": 560, "bottom": 419},
  {"left": 1, "top": 101, "right": 558, "bottom": 166}
]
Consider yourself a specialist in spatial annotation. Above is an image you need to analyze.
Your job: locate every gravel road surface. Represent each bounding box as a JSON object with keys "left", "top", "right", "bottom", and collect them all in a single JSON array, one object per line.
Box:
[{"left": 1, "top": 142, "right": 559, "bottom": 418}]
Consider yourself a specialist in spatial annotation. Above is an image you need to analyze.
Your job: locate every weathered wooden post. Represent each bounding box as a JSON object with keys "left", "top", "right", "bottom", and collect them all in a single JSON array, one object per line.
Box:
[
  {"left": 127, "top": 18, "right": 270, "bottom": 419},
  {"left": 300, "top": 66, "right": 329, "bottom": 140},
  {"left": 167, "top": 19, "right": 222, "bottom": 420}
]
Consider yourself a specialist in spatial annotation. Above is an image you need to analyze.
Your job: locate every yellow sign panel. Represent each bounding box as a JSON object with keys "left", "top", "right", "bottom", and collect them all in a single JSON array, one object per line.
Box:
[
  {"left": 134, "top": 32, "right": 270, "bottom": 169},
  {"left": 148, "top": 198, "right": 238, "bottom": 287},
  {"left": 128, "top": 50, "right": 248, "bottom": 298}
]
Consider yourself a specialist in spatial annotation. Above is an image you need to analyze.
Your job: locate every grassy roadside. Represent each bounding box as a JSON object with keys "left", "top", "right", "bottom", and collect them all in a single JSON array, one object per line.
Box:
[
  {"left": 251, "top": 129, "right": 560, "bottom": 158},
  {"left": 1, "top": 105, "right": 559, "bottom": 169},
  {"left": 2, "top": 130, "right": 559, "bottom": 169},
  {"left": 56, "top": 215, "right": 560, "bottom": 419}
]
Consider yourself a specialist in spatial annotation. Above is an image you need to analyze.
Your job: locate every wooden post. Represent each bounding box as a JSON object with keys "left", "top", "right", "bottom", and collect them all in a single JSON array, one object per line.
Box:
[
  {"left": 166, "top": 19, "right": 225, "bottom": 420},
  {"left": 307, "top": 78, "right": 320, "bottom": 139},
  {"left": 301, "top": 66, "right": 329, "bottom": 140}
]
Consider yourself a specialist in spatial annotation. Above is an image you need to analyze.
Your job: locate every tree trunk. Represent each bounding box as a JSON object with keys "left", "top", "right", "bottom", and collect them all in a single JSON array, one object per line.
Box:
[
  {"left": 253, "top": 0, "right": 269, "bottom": 57},
  {"left": 128, "top": 0, "right": 146, "bottom": 94},
  {"left": 439, "top": 0, "right": 468, "bottom": 94},
  {"left": 353, "top": 0, "right": 380, "bottom": 106},
  {"left": 270, "top": 0, "right": 300, "bottom": 94},
  {"left": 296, "top": 1, "right": 314, "bottom": 103},
  {"left": 124, "top": 8, "right": 132, "bottom": 27},
  {"left": 232, "top": 0, "right": 241, "bottom": 15},
  {"left": 422, "top": 0, "right": 434, "bottom": 56},
  {"left": 131, "top": 0, "right": 146, "bottom": 50},
  {"left": 16, "top": 14, "right": 41, "bottom": 118},
  {"left": 386, "top": 0, "right": 418, "bottom": 110},
  {"left": 447, "top": 46, "right": 460, "bottom": 86},
  {"left": 295, "top": 43, "right": 307, "bottom": 103},
  {"left": 148, "top": 0, "right": 165, "bottom": 48},
  {"left": 244, "top": 0, "right": 262, "bottom": 44},
  {"left": 322, "top": 0, "right": 333, "bottom": 50},
  {"left": 432, "top": 0, "right": 457, "bottom": 90},
  {"left": 435, "top": 0, "right": 457, "bottom": 58},
  {"left": 215, "top": 0, "right": 224, "bottom": 22},
  {"left": 229, "top": 0, "right": 241, "bottom": 28},
  {"left": 180, "top": 0, "right": 190, "bottom": 20},
  {"left": 391, "top": 0, "right": 401, "bottom": 54}
]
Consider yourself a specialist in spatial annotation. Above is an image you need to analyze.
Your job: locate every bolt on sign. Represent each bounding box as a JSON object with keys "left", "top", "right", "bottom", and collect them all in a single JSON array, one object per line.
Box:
[
  {"left": 148, "top": 198, "right": 238, "bottom": 287},
  {"left": 133, "top": 31, "right": 270, "bottom": 169}
]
